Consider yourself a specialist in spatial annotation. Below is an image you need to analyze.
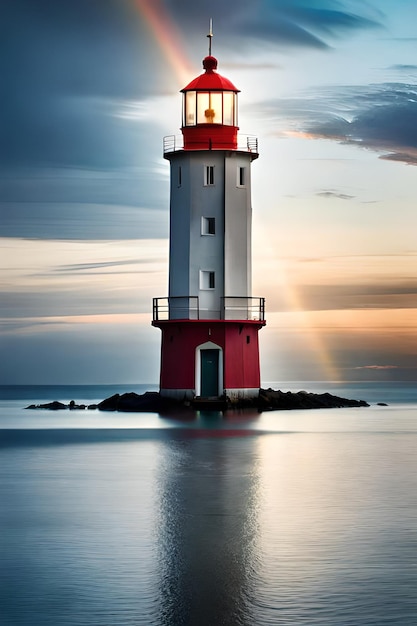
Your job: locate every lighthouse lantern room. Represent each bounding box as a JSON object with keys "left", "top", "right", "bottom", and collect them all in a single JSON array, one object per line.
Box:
[{"left": 152, "top": 28, "right": 265, "bottom": 402}]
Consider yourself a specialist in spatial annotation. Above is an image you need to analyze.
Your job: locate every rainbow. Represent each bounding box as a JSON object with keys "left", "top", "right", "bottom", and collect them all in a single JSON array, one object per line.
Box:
[
  {"left": 133, "top": 3, "right": 340, "bottom": 383},
  {"left": 133, "top": 0, "right": 196, "bottom": 87}
]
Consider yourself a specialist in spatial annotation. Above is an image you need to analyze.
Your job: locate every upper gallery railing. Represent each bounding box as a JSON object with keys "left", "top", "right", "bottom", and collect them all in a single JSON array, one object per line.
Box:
[{"left": 163, "top": 134, "right": 258, "bottom": 155}]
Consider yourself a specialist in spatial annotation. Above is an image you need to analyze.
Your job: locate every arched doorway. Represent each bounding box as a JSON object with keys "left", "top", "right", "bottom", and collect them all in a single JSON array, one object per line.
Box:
[{"left": 195, "top": 341, "right": 223, "bottom": 397}]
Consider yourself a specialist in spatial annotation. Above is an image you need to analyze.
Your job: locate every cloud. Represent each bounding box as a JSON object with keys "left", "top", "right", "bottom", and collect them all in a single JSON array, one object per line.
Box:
[
  {"left": 307, "top": 83, "right": 417, "bottom": 164},
  {"left": 317, "top": 190, "right": 355, "bottom": 200},
  {"left": 258, "top": 83, "right": 417, "bottom": 165},
  {"left": 2, "top": 0, "right": 175, "bottom": 171},
  {"left": 379, "top": 152, "right": 417, "bottom": 166},
  {"left": 1, "top": 1, "right": 182, "bottom": 243},
  {"left": 53, "top": 259, "right": 158, "bottom": 274},
  {"left": 166, "top": 0, "right": 381, "bottom": 50},
  {"left": 389, "top": 64, "right": 417, "bottom": 72},
  {"left": 2, "top": 93, "right": 165, "bottom": 170},
  {"left": 353, "top": 365, "right": 399, "bottom": 370}
]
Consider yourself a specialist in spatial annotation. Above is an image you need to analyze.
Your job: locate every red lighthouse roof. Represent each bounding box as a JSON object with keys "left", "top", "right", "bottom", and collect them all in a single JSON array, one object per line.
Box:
[{"left": 182, "top": 56, "right": 240, "bottom": 93}]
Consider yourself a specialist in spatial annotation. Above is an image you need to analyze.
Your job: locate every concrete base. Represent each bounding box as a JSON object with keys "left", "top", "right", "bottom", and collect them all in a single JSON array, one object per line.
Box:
[
  {"left": 224, "top": 388, "right": 260, "bottom": 401},
  {"left": 160, "top": 388, "right": 195, "bottom": 401},
  {"left": 160, "top": 387, "right": 260, "bottom": 403}
]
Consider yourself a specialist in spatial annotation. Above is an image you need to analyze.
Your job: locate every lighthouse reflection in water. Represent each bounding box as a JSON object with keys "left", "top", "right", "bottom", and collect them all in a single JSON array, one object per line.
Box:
[{"left": 3, "top": 407, "right": 417, "bottom": 626}]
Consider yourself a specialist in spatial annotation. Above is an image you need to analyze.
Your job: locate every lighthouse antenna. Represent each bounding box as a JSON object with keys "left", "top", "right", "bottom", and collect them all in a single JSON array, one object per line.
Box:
[{"left": 207, "top": 18, "right": 213, "bottom": 56}]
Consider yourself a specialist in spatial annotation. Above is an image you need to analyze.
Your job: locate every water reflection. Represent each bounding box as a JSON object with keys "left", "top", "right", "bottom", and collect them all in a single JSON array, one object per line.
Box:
[
  {"left": 3, "top": 411, "right": 417, "bottom": 625},
  {"left": 155, "top": 434, "right": 261, "bottom": 625}
]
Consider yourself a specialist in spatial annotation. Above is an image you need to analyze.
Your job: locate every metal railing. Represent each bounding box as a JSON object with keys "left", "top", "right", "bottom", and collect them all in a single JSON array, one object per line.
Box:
[
  {"left": 153, "top": 296, "right": 265, "bottom": 322},
  {"left": 221, "top": 297, "right": 265, "bottom": 321},
  {"left": 245, "top": 135, "right": 258, "bottom": 153},
  {"left": 163, "top": 135, "right": 181, "bottom": 153},
  {"left": 163, "top": 133, "right": 259, "bottom": 155},
  {"left": 153, "top": 296, "right": 199, "bottom": 321}
]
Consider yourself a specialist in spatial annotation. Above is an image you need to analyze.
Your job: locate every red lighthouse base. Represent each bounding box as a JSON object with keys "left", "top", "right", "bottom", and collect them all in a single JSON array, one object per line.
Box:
[{"left": 152, "top": 319, "right": 265, "bottom": 401}]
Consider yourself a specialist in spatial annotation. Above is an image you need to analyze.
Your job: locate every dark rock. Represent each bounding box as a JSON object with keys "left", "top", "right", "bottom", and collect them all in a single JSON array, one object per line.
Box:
[
  {"left": 377, "top": 402, "right": 388, "bottom": 406},
  {"left": 257, "top": 389, "right": 369, "bottom": 411},
  {"left": 25, "top": 400, "right": 67, "bottom": 410},
  {"left": 26, "top": 400, "right": 87, "bottom": 410},
  {"left": 69, "top": 401, "right": 86, "bottom": 410},
  {"left": 97, "top": 391, "right": 178, "bottom": 413},
  {"left": 96, "top": 393, "right": 120, "bottom": 411},
  {"left": 69, "top": 400, "right": 86, "bottom": 410}
]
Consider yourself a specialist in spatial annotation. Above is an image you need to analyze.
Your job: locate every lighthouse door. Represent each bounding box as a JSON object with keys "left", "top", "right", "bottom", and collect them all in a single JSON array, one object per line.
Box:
[{"left": 200, "top": 349, "right": 219, "bottom": 397}]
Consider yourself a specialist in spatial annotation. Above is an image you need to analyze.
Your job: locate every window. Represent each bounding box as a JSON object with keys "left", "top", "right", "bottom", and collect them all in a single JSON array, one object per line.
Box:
[
  {"left": 178, "top": 166, "right": 182, "bottom": 187},
  {"left": 223, "top": 92, "right": 235, "bottom": 125},
  {"left": 185, "top": 91, "right": 196, "bottom": 125},
  {"left": 204, "top": 165, "right": 214, "bottom": 186},
  {"left": 200, "top": 270, "right": 215, "bottom": 290},
  {"left": 202, "top": 217, "right": 215, "bottom": 235},
  {"left": 238, "top": 167, "right": 246, "bottom": 187}
]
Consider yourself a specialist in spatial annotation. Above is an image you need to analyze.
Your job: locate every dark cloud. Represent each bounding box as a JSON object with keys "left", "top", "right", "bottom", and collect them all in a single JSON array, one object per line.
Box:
[
  {"left": 3, "top": 0, "right": 167, "bottom": 100},
  {"left": 317, "top": 190, "right": 355, "bottom": 200},
  {"left": 2, "top": 91, "right": 163, "bottom": 170},
  {"left": 390, "top": 64, "right": 417, "bottom": 72},
  {"left": 166, "top": 0, "right": 381, "bottom": 51},
  {"left": 258, "top": 83, "right": 417, "bottom": 165},
  {"left": 379, "top": 152, "right": 417, "bottom": 165},
  {"left": 2, "top": 0, "right": 173, "bottom": 171},
  {"left": 1, "top": 1, "right": 186, "bottom": 242}
]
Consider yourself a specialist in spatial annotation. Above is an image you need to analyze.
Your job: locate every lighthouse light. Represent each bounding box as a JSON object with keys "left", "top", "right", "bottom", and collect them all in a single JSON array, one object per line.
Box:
[
  {"left": 183, "top": 90, "right": 237, "bottom": 127},
  {"left": 197, "top": 92, "right": 221, "bottom": 124}
]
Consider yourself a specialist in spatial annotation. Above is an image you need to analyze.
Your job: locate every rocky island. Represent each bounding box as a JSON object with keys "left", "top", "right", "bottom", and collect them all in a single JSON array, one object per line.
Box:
[{"left": 26, "top": 389, "right": 369, "bottom": 412}]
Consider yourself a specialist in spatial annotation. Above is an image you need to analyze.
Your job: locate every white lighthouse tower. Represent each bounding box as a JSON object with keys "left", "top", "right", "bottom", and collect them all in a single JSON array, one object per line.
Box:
[{"left": 152, "top": 30, "right": 265, "bottom": 402}]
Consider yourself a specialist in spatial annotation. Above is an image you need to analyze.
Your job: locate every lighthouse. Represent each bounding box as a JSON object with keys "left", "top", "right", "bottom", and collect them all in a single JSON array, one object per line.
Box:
[{"left": 152, "top": 30, "right": 265, "bottom": 402}]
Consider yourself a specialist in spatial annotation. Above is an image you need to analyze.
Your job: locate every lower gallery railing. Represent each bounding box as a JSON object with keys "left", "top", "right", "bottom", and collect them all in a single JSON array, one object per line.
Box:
[{"left": 152, "top": 296, "right": 265, "bottom": 322}]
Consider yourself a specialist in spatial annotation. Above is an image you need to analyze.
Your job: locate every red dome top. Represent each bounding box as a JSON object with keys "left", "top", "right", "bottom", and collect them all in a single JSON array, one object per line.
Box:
[{"left": 182, "top": 56, "right": 239, "bottom": 93}]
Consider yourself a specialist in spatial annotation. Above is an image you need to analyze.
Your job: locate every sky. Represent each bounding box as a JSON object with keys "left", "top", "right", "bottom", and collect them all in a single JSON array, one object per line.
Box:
[{"left": 1, "top": 0, "right": 417, "bottom": 385}]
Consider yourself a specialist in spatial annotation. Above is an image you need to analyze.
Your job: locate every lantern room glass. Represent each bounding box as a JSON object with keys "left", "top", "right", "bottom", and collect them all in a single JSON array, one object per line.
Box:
[
  {"left": 183, "top": 91, "right": 237, "bottom": 126},
  {"left": 223, "top": 92, "right": 235, "bottom": 126}
]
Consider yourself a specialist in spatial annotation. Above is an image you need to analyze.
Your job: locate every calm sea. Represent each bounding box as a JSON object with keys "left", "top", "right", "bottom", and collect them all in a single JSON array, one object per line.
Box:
[{"left": 1, "top": 382, "right": 417, "bottom": 625}]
